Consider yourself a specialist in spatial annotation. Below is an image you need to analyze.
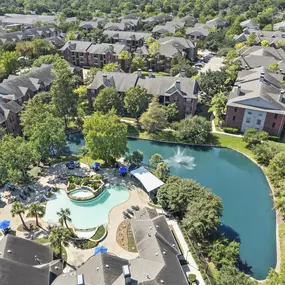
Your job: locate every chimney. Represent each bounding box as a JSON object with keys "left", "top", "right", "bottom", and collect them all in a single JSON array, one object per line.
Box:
[
  {"left": 180, "top": 69, "right": 185, "bottom": 77},
  {"left": 175, "top": 80, "right": 180, "bottom": 90},
  {"left": 97, "top": 39, "right": 101, "bottom": 44},
  {"left": 109, "top": 44, "right": 114, "bottom": 51},
  {"left": 143, "top": 41, "right": 148, "bottom": 47},
  {"left": 137, "top": 68, "right": 142, "bottom": 78},
  {"left": 260, "top": 71, "right": 265, "bottom": 81},
  {"left": 279, "top": 90, "right": 284, "bottom": 102},
  {"left": 148, "top": 69, "right": 153, "bottom": 78},
  {"left": 122, "top": 265, "right": 131, "bottom": 284},
  {"left": 103, "top": 74, "right": 108, "bottom": 84},
  {"left": 115, "top": 64, "right": 119, "bottom": 72},
  {"left": 237, "top": 85, "right": 241, "bottom": 96},
  {"left": 280, "top": 69, "right": 283, "bottom": 74}
]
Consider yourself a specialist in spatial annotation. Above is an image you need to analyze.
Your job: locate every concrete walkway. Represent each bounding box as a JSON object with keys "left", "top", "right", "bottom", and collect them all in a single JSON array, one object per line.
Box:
[{"left": 168, "top": 220, "right": 206, "bottom": 285}]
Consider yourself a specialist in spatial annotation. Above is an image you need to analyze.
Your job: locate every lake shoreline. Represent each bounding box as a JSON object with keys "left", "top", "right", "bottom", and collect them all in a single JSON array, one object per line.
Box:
[{"left": 128, "top": 136, "right": 280, "bottom": 281}]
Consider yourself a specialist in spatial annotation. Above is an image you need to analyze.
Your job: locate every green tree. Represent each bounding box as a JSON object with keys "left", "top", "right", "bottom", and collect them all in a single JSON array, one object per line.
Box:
[
  {"left": 65, "top": 31, "right": 76, "bottom": 41},
  {"left": 146, "top": 37, "right": 156, "bottom": 45},
  {"left": 263, "top": 24, "right": 273, "bottom": 31},
  {"left": 11, "top": 202, "right": 28, "bottom": 230},
  {"left": 252, "top": 141, "right": 284, "bottom": 166},
  {"left": 102, "top": 63, "right": 117, "bottom": 72},
  {"left": 200, "top": 70, "right": 227, "bottom": 101},
  {"left": 57, "top": 208, "right": 72, "bottom": 229},
  {"left": 149, "top": 40, "right": 161, "bottom": 57},
  {"left": 226, "top": 23, "right": 243, "bottom": 37},
  {"left": 124, "top": 86, "right": 149, "bottom": 118},
  {"left": 0, "top": 51, "right": 19, "bottom": 75},
  {"left": 267, "top": 151, "right": 285, "bottom": 185},
  {"left": 131, "top": 56, "right": 145, "bottom": 71},
  {"left": 49, "top": 226, "right": 71, "bottom": 260},
  {"left": 83, "top": 111, "right": 128, "bottom": 163},
  {"left": 243, "top": 128, "right": 269, "bottom": 147},
  {"left": 208, "top": 92, "right": 228, "bottom": 121},
  {"left": 209, "top": 239, "right": 240, "bottom": 269},
  {"left": 145, "top": 3, "right": 155, "bottom": 13},
  {"left": 217, "top": 266, "right": 257, "bottom": 285},
  {"left": 94, "top": 87, "right": 122, "bottom": 114},
  {"left": 247, "top": 34, "right": 257, "bottom": 46},
  {"left": 261, "top": 40, "right": 270, "bottom": 47},
  {"left": 125, "top": 150, "right": 144, "bottom": 167},
  {"left": 177, "top": 116, "right": 212, "bottom": 144},
  {"left": 163, "top": 103, "right": 179, "bottom": 122},
  {"left": 50, "top": 58, "right": 78, "bottom": 128},
  {"left": 149, "top": 153, "right": 163, "bottom": 167},
  {"left": 20, "top": 96, "right": 66, "bottom": 160},
  {"left": 33, "top": 53, "right": 61, "bottom": 67},
  {"left": 155, "top": 162, "right": 170, "bottom": 182},
  {"left": 139, "top": 96, "right": 167, "bottom": 133},
  {"left": 182, "top": 192, "right": 222, "bottom": 243},
  {"left": 0, "top": 135, "right": 39, "bottom": 183},
  {"left": 118, "top": 50, "right": 132, "bottom": 60},
  {"left": 28, "top": 202, "right": 45, "bottom": 226},
  {"left": 269, "top": 62, "right": 279, "bottom": 72}
]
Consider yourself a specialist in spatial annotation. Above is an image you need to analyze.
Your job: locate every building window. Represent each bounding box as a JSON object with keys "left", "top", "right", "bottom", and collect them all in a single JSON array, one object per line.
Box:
[
  {"left": 257, "top": 119, "right": 261, "bottom": 125},
  {"left": 248, "top": 111, "right": 252, "bottom": 115},
  {"left": 274, "top": 114, "right": 278, "bottom": 119},
  {"left": 272, "top": 122, "right": 276, "bottom": 128},
  {"left": 258, "top": 112, "right": 263, "bottom": 116},
  {"left": 233, "top": 116, "right": 236, "bottom": 121},
  {"left": 246, "top": 117, "right": 251, "bottom": 123},
  {"left": 234, "top": 107, "right": 237, "bottom": 112}
]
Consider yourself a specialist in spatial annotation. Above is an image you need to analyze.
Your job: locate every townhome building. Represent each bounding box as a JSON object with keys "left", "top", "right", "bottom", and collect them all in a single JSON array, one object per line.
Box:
[
  {"left": 0, "top": 235, "right": 62, "bottom": 285},
  {"left": 52, "top": 207, "right": 189, "bottom": 285},
  {"left": 87, "top": 69, "right": 199, "bottom": 118},
  {"left": 102, "top": 31, "right": 151, "bottom": 50},
  {"left": 136, "top": 37, "right": 197, "bottom": 72},
  {"left": 225, "top": 66, "right": 285, "bottom": 136},
  {"left": 186, "top": 23, "right": 210, "bottom": 41},
  {"left": 0, "top": 63, "right": 81, "bottom": 135},
  {"left": 0, "top": 25, "right": 61, "bottom": 44},
  {"left": 235, "top": 46, "right": 285, "bottom": 72},
  {"left": 60, "top": 40, "right": 130, "bottom": 68}
]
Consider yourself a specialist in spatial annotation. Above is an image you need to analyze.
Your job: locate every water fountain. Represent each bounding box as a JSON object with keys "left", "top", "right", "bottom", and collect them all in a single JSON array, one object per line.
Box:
[{"left": 165, "top": 147, "right": 196, "bottom": 170}]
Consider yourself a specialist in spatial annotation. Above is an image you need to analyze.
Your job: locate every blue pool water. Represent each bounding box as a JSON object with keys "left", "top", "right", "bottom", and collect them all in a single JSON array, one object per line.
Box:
[
  {"left": 44, "top": 185, "right": 129, "bottom": 229},
  {"left": 127, "top": 139, "right": 276, "bottom": 280}
]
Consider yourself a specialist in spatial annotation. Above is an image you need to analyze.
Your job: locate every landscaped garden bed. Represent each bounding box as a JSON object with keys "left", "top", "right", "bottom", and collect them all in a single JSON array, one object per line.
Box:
[{"left": 116, "top": 220, "right": 137, "bottom": 253}]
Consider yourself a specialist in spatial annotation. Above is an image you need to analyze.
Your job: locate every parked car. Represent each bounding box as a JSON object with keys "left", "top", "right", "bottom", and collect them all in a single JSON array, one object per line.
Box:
[{"left": 65, "top": 161, "right": 80, "bottom": 169}]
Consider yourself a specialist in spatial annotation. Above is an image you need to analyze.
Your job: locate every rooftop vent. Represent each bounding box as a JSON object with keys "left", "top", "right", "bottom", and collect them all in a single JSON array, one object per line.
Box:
[
  {"left": 96, "top": 267, "right": 99, "bottom": 271},
  {"left": 7, "top": 250, "right": 12, "bottom": 254},
  {"left": 106, "top": 264, "right": 109, "bottom": 268},
  {"left": 77, "top": 274, "right": 84, "bottom": 285}
]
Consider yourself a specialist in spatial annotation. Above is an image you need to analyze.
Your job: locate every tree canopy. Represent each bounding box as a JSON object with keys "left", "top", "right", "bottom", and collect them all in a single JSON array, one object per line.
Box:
[{"left": 83, "top": 111, "right": 128, "bottom": 163}]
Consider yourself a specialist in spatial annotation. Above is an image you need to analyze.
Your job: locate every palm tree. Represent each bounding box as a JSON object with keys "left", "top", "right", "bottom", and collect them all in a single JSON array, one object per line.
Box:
[
  {"left": 49, "top": 226, "right": 71, "bottom": 260},
  {"left": 57, "top": 208, "right": 72, "bottom": 229},
  {"left": 11, "top": 202, "right": 28, "bottom": 230},
  {"left": 27, "top": 202, "right": 45, "bottom": 227}
]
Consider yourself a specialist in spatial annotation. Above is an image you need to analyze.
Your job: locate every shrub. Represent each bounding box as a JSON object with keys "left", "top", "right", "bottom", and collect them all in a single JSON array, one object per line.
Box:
[
  {"left": 223, "top": 127, "right": 239, "bottom": 134},
  {"left": 75, "top": 239, "right": 97, "bottom": 249},
  {"left": 67, "top": 183, "right": 76, "bottom": 191},
  {"left": 243, "top": 128, "right": 269, "bottom": 147},
  {"left": 188, "top": 273, "right": 197, "bottom": 283},
  {"left": 269, "top": 136, "right": 280, "bottom": 142}
]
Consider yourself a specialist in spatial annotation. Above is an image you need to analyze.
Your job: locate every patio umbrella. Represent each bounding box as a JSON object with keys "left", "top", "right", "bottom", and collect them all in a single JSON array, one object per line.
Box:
[
  {"left": 92, "top": 162, "right": 100, "bottom": 168},
  {"left": 94, "top": 245, "right": 108, "bottom": 255},
  {"left": 118, "top": 167, "right": 127, "bottom": 174},
  {"left": 0, "top": 220, "right": 10, "bottom": 230}
]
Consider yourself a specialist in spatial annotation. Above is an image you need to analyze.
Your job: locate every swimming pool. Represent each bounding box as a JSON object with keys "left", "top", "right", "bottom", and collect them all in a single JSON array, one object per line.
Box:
[{"left": 44, "top": 185, "right": 129, "bottom": 229}]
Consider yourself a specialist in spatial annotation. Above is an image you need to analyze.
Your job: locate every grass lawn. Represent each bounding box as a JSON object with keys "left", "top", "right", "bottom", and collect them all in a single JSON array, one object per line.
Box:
[
  {"left": 208, "top": 262, "right": 219, "bottom": 280},
  {"left": 34, "top": 237, "right": 49, "bottom": 244},
  {"left": 213, "top": 133, "right": 254, "bottom": 159},
  {"left": 92, "top": 225, "right": 105, "bottom": 240},
  {"left": 120, "top": 117, "right": 137, "bottom": 122},
  {"left": 79, "top": 155, "right": 104, "bottom": 167}
]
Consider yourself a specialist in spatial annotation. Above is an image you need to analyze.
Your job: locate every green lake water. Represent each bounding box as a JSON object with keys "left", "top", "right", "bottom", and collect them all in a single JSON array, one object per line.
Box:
[{"left": 127, "top": 139, "right": 276, "bottom": 280}]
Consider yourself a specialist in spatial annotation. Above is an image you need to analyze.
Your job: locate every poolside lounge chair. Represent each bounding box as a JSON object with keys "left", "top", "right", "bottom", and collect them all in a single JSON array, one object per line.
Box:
[
  {"left": 19, "top": 194, "right": 26, "bottom": 200},
  {"left": 126, "top": 209, "right": 134, "bottom": 216},
  {"left": 122, "top": 211, "right": 131, "bottom": 219},
  {"left": 131, "top": 205, "right": 139, "bottom": 211}
]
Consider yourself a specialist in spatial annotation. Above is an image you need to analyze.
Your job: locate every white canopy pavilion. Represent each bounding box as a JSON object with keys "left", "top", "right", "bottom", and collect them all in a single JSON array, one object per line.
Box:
[{"left": 130, "top": 166, "right": 164, "bottom": 198}]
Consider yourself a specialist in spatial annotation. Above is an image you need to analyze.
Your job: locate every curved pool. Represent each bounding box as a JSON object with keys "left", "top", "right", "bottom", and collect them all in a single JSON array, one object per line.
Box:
[
  {"left": 44, "top": 185, "right": 129, "bottom": 229},
  {"left": 69, "top": 189, "right": 94, "bottom": 198},
  {"left": 127, "top": 139, "right": 276, "bottom": 280}
]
